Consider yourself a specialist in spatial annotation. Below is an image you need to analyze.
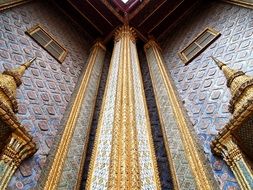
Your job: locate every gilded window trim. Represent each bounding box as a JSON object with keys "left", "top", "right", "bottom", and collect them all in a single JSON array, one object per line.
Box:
[
  {"left": 26, "top": 24, "right": 68, "bottom": 63},
  {"left": 178, "top": 27, "right": 221, "bottom": 65},
  {"left": 222, "top": 0, "right": 253, "bottom": 9},
  {"left": 0, "top": 0, "right": 31, "bottom": 11}
]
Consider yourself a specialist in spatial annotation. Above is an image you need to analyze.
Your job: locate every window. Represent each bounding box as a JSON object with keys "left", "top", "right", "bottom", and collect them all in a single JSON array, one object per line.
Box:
[
  {"left": 178, "top": 27, "right": 220, "bottom": 65},
  {"left": 26, "top": 24, "right": 67, "bottom": 63}
]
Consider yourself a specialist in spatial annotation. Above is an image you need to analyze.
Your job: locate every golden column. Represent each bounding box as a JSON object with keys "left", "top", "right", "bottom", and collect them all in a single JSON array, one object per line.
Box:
[
  {"left": 44, "top": 41, "right": 106, "bottom": 190},
  {"left": 144, "top": 39, "right": 216, "bottom": 189},
  {"left": 86, "top": 25, "right": 160, "bottom": 190}
]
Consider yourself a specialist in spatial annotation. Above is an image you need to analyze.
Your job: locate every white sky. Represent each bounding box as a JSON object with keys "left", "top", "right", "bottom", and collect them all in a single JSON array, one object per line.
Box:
[{"left": 121, "top": 0, "right": 130, "bottom": 3}]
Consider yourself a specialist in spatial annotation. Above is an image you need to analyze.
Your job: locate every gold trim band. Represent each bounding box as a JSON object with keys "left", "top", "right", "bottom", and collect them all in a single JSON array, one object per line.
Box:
[
  {"left": 145, "top": 40, "right": 214, "bottom": 190},
  {"left": 43, "top": 42, "right": 105, "bottom": 190}
]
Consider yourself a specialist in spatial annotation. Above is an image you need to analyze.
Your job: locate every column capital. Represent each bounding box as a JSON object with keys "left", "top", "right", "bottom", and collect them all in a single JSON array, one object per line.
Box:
[
  {"left": 1, "top": 133, "right": 36, "bottom": 165},
  {"left": 212, "top": 135, "right": 243, "bottom": 166},
  {"left": 114, "top": 25, "right": 137, "bottom": 42},
  {"left": 212, "top": 134, "right": 253, "bottom": 188},
  {"left": 92, "top": 40, "right": 106, "bottom": 51},
  {"left": 144, "top": 38, "right": 162, "bottom": 52}
]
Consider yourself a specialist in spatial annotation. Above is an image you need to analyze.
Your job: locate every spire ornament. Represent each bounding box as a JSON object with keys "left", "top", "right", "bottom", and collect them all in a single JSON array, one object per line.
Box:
[
  {"left": 211, "top": 56, "right": 253, "bottom": 113},
  {"left": 211, "top": 57, "right": 253, "bottom": 189},
  {"left": 0, "top": 58, "right": 37, "bottom": 190},
  {"left": 0, "top": 57, "right": 36, "bottom": 114}
]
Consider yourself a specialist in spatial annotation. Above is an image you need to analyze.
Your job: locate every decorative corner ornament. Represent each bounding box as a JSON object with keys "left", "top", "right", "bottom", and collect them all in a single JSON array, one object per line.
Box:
[{"left": 0, "top": 58, "right": 37, "bottom": 190}]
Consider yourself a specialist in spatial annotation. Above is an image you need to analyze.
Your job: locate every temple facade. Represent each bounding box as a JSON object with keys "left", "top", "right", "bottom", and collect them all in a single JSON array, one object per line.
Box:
[{"left": 0, "top": 0, "right": 253, "bottom": 189}]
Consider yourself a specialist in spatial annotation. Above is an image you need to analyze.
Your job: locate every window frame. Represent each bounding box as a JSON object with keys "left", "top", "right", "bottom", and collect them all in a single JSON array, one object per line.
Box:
[
  {"left": 0, "top": 0, "right": 30, "bottom": 11},
  {"left": 26, "top": 24, "right": 68, "bottom": 63},
  {"left": 178, "top": 27, "right": 221, "bottom": 65}
]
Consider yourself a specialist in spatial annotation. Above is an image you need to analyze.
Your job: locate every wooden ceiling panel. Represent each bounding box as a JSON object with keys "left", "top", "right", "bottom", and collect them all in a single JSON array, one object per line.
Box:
[
  {"left": 111, "top": 0, "right": 142, "bottom": 13},
  {"left": 52, "top": 0, "right": 102, "bottom": 38},
  {"left": 52, "top": 0, "right": 201, "bottom": 42},
  {"left": 86, "top": 0, "right": 122, "bottom": 26},
  {"left": 129, "top": 0, "right": 166, "bottom": 26},
  {"left": 151, "top": 0, "right": 201, "bottom": 38},
  {"left": 136, "top": 0, "right": 184, "bottom": 36},
  {"left": 68, "top": 0, "right": 113, "bottom": 35}
]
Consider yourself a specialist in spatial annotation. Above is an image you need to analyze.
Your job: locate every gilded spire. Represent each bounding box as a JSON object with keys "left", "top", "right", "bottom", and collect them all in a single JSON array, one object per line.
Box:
[
  {"left": 0, "top": 57, "right": 36, "bottom": 113},
  {"left": 211, "top": 56, "right": 243, "bottom": 87},
  {"left": 0, "top": 58, "right": 37, "bottom": 190},
  {"left": 211, "top": 56, "right": 225, "bottom": 69},
  {"left": 3, "top": 57, "right": 36, "bottom": 86},
  {"left": 212, "top": 57, "right": 253, "bottom": 113}
]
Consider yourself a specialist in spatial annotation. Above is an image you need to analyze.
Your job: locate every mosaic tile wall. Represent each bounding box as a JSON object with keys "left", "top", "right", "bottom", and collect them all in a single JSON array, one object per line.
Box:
[
  {"left": 160, "top": 1, "right": 253, "bottom": 189},
  {"left": 0, "top": 1, "right": 92, "bottom": 189}
]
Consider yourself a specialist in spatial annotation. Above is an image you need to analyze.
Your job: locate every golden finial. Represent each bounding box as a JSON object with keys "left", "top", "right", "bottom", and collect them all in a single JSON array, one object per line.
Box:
[
  {"left": 210, "top": 56, "right": 225, "bottom": 69},
  {"left": 23, "top": 57, "right": 36, "bottom": 69},
  {"left": 211, "top": 56, "right": 253, "bottom": 114},
  {"left": 3, "top": 57, "right": 36, "bottom": 86},
  {"left": 0, "top": 57, "right": 36, "bottom": 113},
  {"left": 10, "top": 57, "right": 36, "bottom": 78},
  {"left": 211, "top": 56, "right": 242, "bottom": 87}
]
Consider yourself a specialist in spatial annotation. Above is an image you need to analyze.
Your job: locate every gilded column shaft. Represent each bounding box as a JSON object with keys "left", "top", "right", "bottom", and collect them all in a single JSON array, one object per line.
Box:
[
  {"left": 43, "top": 42, "right": 106, "bottom": 190},
  {"left": 144, "top": 40, "right": 216, "bottom": 189},
  {"left": 86, "top": 25, "right": 160, "bottom": 190}
]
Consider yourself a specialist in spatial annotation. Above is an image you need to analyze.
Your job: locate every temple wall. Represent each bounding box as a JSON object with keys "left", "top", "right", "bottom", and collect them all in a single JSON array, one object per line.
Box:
[
  {"left": 0, "top": 1, "right": 92, "bottom": 189},
  {"left": 160, "top": 1, "right": 253, "bottom": 189}
]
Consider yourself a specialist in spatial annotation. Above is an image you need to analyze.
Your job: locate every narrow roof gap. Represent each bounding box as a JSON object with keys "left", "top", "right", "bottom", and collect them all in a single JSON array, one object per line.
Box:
[{"left": 121, "top": 0, "right": 130, "bottom": 3}]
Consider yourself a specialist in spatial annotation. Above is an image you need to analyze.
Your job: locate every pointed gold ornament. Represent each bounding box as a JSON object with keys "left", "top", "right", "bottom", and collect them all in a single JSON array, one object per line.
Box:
[
  {"left": 0, "top": 57, "right": 37, "bottom": 190},
  {"left": 211, "top": 56, "right": 253, "bottom": 114},
  {"left": 211, "top": 57, "right": 253, "bottom": 190}
]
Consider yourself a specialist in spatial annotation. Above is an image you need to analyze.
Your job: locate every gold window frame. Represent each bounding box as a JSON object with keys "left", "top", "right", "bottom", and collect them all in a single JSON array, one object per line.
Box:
[
  {"left": 178, "top": 27, "right": 221, "bottom": 65},
  {"left": 26, "top": 24, "right": 68, "bottom": 63},
  {"left": 0, "top": 0, "right": 31, "bottom": 11}
]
